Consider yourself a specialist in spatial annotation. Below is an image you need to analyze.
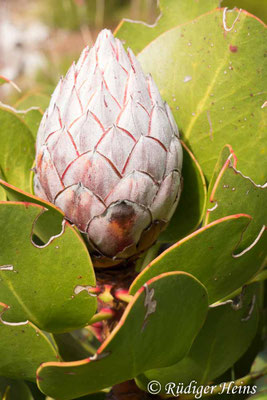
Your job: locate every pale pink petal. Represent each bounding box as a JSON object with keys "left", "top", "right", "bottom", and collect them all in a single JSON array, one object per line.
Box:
[
  {"left": 60, "top": 87, "right": 83, "bottom": 128},
  {"left": 96, "top": 125, "right": 135, "bottom": 173},
  {"left": 125, "top": 68, "right": 151, "bottom": 112},
  {"left": 75, "top": 45, "right": 90, "bottom": 74},
  {"left": 75, "top": 111, "right": 105, "bottom": 153},
  {"left": 38, "top": 105, "right": 62, "bottom": 148},
  {"left": 33, "top": 175, "right": 48, "bottom": 201},
  {"left": 88, "top": 86, "right": 121, "bottom": 130},
  {"left": 55, "top": 183, "right": 105, "bottom": 232},
  {"left": 36, "top": 109, "right": 49, "bottom": 152},
  {"left": 123, "top": 136, "right": 167, "bottom": 182},
  {"left": 115, "top": 38, "right": 131, "bottom": 71},
  {"left": 62, "top": 151, "right": 121, "bottom": 200},
  {"left": 68, "top": 113, "right": 87, "bottom": 140},
  {"left": 59, "top": 62, "right": 77, "bottom": 106},
  {"left": 46, "top": 127, "right": 79, "bottom": 177},
  {"left": 35, "top": 145, "right": 64, "bottom": 202},
  {"left": 105, "top": 171, "right": 158, "bottom": 207},
  {"left": 117, "top": 98, "right": 149, "bottom": 140},
  {"left": 95, "top": 29, "right": 117, "bottom": 72},
  {"left": 165, "top": 102, "right": 179, "bottom": 137},
  {"left": 103, "top": 60, "right": 127, "bottom": 105},
  {"left": 149, "top": 105, "right": 173, "bottom": 149},
  {"left": 49, "top": 77, "right": 63, "bottom": 113},
  {"left": 79, "top": 66, "right": 103, "bottom": 111},
  {"left": 146, "top": 74, "right": 164, "bottom": 107},
  {"left": 151, "top": 171, "right": 181, "bottom": 221},
  {"left": 165, "top": 137, "right": 183, "bottom": 176}
]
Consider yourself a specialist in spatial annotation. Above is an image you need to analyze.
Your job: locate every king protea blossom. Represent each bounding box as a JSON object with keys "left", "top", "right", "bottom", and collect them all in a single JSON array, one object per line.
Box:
[{"left": 34, "top": 29, "right": 183, "bottom": 267}]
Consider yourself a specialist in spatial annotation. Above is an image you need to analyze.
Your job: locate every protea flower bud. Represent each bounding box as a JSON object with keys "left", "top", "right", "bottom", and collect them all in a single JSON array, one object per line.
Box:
[{"left": 34, "top": 29, "right": 183, "bottom": 267}]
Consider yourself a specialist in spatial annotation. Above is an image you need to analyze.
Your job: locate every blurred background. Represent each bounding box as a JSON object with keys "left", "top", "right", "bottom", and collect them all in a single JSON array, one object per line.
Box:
[{"left": 0, "top": 0, "right": 266, "bottom": 104}]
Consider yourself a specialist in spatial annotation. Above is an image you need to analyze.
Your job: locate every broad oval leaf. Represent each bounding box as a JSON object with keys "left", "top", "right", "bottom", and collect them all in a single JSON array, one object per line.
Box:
[
  {"left": 130, "top": 215, "right": 267, "bottom": 303},
  {"left": 14, "top": 91, "right": 50, "bottom": 139},
  {"left": 0, "top": 107, "right": 35, "bottom": 193},
  {"left": 0, "top": 202, "right": 97, "bottom": 333},
  {"left": 137, "top": 283, "right": 259, "bottom": 392},
  {"left": 0, "top": 302, "right": 59, "bottom": 381},
  {"left": 0, "top": 179, "right": 66, "bottom": 245},
  {"left": 115, "top": 0, "right": 220, "bottom": 53},
  {"left": 14, "top": 90, "right": 50, "bottom": 114},
  {"left": 205, "top": 145, "right": 266, "bottom": 248},
  {"left": 37, "top": 272, "right": 208, "bottom": 399},
  {"left": 18, "top": 109, "right": 43, "bottom": 140},
  {"left": 137, "top": 9, "right": 267, "bottom": 184}
]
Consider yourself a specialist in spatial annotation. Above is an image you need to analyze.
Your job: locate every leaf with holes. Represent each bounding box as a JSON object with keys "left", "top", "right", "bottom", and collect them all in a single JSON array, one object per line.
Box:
[
  {"left": 37, "top": 272, "right": 208, "bottom": 399},
  {"left": 13, "top": 92, "right": 49, "bottom": 139},
  {"left": 137, "top": 283, "right": 259, "bottom": 392},
  {"left": 0, "top": 202, "right": 97, "bottom": 333},
  {"left": 0, "top": 179, "right": 67, "bottom": 244},
  {"left": 0, "top": 302, "right": 59, "bottom": 381},
  {"left": 115, "top": 0, "right": 220, "bottom": 53},
  {"left": 223, "top": 0, "right": 267, "bottom": 24},
  {"left": 130, "top": 215, "right": 267, "bottom": 302},
  {"left": 14, "top": 91, "right": 50, "bottom": 114},
  {"left": 205, "top": 145, "right": 266, "bottom": 249},
  {"left": 137, "top": 9, "right": 266, "bottom": 183}
]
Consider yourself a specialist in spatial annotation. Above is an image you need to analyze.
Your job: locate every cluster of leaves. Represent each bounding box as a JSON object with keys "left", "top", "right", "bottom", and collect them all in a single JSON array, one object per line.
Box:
[{"left": 0, "top": 0, "right": 266, "bottom": 399}]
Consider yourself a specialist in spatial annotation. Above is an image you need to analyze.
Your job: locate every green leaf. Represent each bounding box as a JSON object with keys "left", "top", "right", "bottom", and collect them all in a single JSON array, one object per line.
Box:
[
  {"left": 223, "top": 0, "right": 267, "bottom": 24},
  {"left": 53, "top": 332, "right": 93, "bottom": 362},
  {"left": 0, "top": 303, "right": 58, "bottom": 382},
  {"left": 159, "top": 141, "right": 207, "bottom": 242},
  {"left": 0, "top": 179, "right": 65, "bottom": 244},
  {"left": 13, "top": 91, "right": 49, "bottom": 139},
  {"left": 252, "top": 348, "right": 267, "bottom": 376},
  {"left": 130, "top": 215, "right": 267, "bottom": 303},
  {"left": 0, "top": 202, "right": 97, "bottom": 333},
  {"left": 26, "top": 382, "right": 46, "bottom": 400},
  {"left": 18, "top": 109, "right": 43, "bottom": 140},
  {"left": 37, "top": 272, "right": 208, "bottom": 399},
  {"left": 137, "top": 9, "right": 266, "bottom": 183},
  {"left": 0, "top": 378, "right": 33, "bottom": 400},
  {"left": 0, "top": 108, "right": 35, "bottom": 193},
  {"left": 0, "top": 171, "right": 7, "bottom": 201},
  {"left": 115, "top": 0, "right": 220, "bottom": 53},
  {"left": 205, "top": 145, "right": 266, "bottom": 248},
  {"left": 137, "top": 283, "right": 259, "bottom": 392},
  {"left": 14, "top": 91, "right": 50, "bottom": 113}
]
